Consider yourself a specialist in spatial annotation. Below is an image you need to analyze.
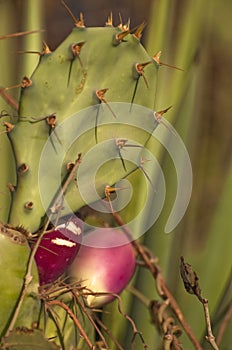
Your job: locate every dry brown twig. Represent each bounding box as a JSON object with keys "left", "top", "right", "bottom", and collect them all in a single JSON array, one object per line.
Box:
[
  {"left": 150, "top": 299, "right": 182, "bottom": 350},
  {"left": 72, "top": 290, "right": 110, "bottom": 349},
  {"left": 46, "top": 299, "right": 94, "bottom": 349},
  {"left": 93, "top": 314, "right": 125, "bottom": 350},
  {"left": 82, "top": 290, "right": 148, "bottom": 350},
  {"left": 40, "top": 277, "right": 148, "bottom": 350},
  {"left": 180, "top": 256, "right": 220, "bottom": 350},
  {"left": 110, "top": 210, "right": 203, "bottom": 350},
  {"left": 39, "top": 280, "right": 109, "bottom": 349}
]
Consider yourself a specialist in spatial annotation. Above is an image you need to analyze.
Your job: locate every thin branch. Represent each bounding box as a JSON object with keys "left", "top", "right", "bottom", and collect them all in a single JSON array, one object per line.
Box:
[
  {"left": 180, "top": 257, "right": 220, "bottom": 350},
  {"left": 49, "top": 153, "right": 82, "bottom": 214},
  {"left": 73, "top": 292, "right": 110, "bottom": 350},
  {"left": 114, "top": 294, "right": 148, "bottom": 350},
  {"left": 83, "top": 290, "right": 148, "bottom": 350},
  {"left": 93, "top": 314, "right": 125, "bottom": 350},
  {"left": 111, "top": 211, "right": 203, "bottom": 350},
  {"left": 47, "top": 299, "right": 94, "bottom": 350},
  {"left": 202, "top": 300, "right": 220, "bottom": 350}
]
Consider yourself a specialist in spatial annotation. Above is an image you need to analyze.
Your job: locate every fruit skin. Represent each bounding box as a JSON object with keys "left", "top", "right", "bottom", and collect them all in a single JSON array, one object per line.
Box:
[
  {"left": 67, "top": 228, "right": 136, "bottom": 307},
  {"left": 32, "top": 216, "right": 83, "bottom": 285}
]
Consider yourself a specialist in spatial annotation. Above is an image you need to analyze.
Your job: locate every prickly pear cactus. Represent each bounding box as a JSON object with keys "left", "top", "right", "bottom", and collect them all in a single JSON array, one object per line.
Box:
[
  {"left": 0, "top": 9, "right": 162, "bottom": 349},
  {"left": 7, "top": 20, "right": 159, "bottom": 232}
]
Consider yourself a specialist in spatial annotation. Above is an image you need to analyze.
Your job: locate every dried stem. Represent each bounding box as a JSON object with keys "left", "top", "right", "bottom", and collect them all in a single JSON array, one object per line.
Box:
[
  {"left": 149, "top": 298, "right": 182, "bottom": 350},
  {"left": 73, "top": 293, "right": 110, "bottom": 349},
  {"left": 111, "top": 211, "right": 203, "bottom": 350},
  {"left": 49, "top": 153, "right": 82, "bottom": 214},
  {"left": 93, "top": 314, "right": 125, "bottom": 350},
  {"left": 180, "top": 257, "right": 220, "bottom": 350},
  {"left": 83, "top": 290, "right": 148, "bottom": 350},
  {"left": 202, "top": 299, "right": 220, "bottom": 350},
  {"left": 114, "top": 294, "right": 148, "bottom": 350},
  {"left": 47, "top": 299, "right": 94, "bottom": 349}
]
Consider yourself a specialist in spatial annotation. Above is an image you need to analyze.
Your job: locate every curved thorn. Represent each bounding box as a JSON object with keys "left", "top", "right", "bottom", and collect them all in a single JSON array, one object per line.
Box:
[
  {"left": 133, "top": 21, "right": 147, "bottom": 40},
  {"left": 16, "top": 50, "right": 42, "bottom": 56},
  {"left": 155, "top": 106, "right": 172, "bottom": 120},
  {"left": 61, "top": 0, "right": 85, "bottom": 27},
  {"left": 106, "top": 12, "right": 113, "bottom": 26},
  {"left": 16, "top": 41, "right": 50, "bottom": 57},
  {"left": 68, "top": 42, "right": 85, "bottom": 85},
  {"left": 94, "top": 104, "right": 100, "bottom": 143},
  {"left": 138, "top": 158, "right": 156, "bottom": 192},
  {"left": 96, "top": 89, "right": 117, "bottom": 118},
  {"left": 152, "top": 51, "right": 184, "bottom": 71},
  {"left": 5, "top": 76, "right": 32, "bottom": 91},
  {"left": 130, "top": 78, "right": 140, "bottom": 111},
  {"left": 0, "top": 29, "right": 45, "bottom": 40},
  {"left": 61, "top": 0, "right": 78, "bottom": 25},
  {"left": 42, "top": 41, "right": 52, "bottom": 54},
  {"left": 136, "top": 62, "right": 152, "bottom": 88},
  {"left": 77, "top": 13, "right": 85, "bottom": 28},
  {"left": 115, "top": 29, "right": 130, "bottom": 43},
  {"left": 118, "top": 12, "right": 123, "bottom": 30}
]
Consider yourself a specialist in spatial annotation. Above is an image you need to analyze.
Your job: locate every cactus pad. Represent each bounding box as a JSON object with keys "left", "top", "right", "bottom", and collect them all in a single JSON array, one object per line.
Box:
[{"left": 7, "top": 24, "right": 159, "bottom": 232}]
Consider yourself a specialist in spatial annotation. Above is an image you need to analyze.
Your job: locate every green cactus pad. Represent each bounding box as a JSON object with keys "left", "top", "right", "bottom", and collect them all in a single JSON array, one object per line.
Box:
[
  {"left": 0, "top": 224, "right": 39, "bottom": 337},
  {"left": 7, "top": 25, "right": 159, "bottom": 232},
  {"left": 0, "top": 130, "right": 16, "bottom": 223}
]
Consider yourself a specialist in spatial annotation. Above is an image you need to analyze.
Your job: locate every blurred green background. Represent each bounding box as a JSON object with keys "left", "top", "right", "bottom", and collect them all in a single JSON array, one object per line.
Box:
[{"left": 0, "top": 0, "right": 231, "bottom": 349}]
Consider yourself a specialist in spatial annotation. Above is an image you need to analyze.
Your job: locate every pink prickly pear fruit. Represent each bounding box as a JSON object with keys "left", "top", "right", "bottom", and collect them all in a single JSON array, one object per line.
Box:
[
  {"left": 32, "top": 215, "right": 83, "bottom": 285},
  {"left": 67, "top": 228, "right": 136, "bottom": 307}
]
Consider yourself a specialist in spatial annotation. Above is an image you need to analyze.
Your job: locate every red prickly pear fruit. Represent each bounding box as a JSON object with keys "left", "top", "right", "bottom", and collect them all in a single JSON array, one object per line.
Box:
[
  {"left": 32, "top": 216, "right": 83, "bottom": 285},
  {"left": 68, "top": 228, "right": 136, "bottom": 307}
]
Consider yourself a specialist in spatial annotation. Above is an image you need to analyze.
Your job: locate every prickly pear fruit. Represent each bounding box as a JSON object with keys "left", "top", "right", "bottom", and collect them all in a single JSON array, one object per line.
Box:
[
  {"left": 68, "top": 228, "right": 136, "bottom": 307},
  {"left": 31, "top": 215, "right": 83, "bottom": 285}
]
